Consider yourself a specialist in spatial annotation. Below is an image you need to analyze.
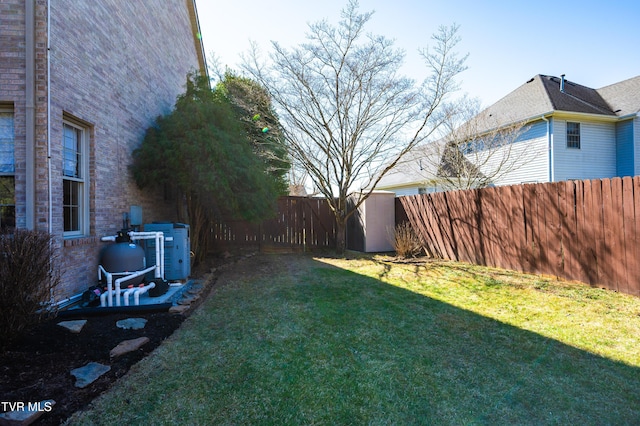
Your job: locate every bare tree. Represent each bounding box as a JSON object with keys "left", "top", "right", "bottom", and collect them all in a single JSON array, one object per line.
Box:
[
  {"left": 396, "top": 96, "right": 538, "bottom": 191},
  {"left": 243, "top": 0, "right": 467, "bottom": 252}
]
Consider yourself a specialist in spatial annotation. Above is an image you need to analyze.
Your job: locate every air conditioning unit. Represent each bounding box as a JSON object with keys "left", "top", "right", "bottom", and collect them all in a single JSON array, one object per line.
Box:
[{"left": 143, "top": 222, "right": 190, "bottom": 281}]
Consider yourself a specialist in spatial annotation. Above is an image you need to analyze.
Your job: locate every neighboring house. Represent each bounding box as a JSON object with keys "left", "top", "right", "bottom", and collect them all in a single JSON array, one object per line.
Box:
[
  {"left": 375, "top": 138, "right": 486, "bottom": 196},
  {"left": 0, "top": 0, "right": 207, "bottom": 301},
  {"left": 377, "top": 74, "right": 640, "bottom": 195}
]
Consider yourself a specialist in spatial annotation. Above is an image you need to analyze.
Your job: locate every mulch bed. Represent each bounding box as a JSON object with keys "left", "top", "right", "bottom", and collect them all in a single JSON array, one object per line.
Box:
[
  {"left": 0, "top": 311, "right": 186, "bottom": 425},
  {"left": 0, "top": 250, "right": 247, "bottom": 425}
]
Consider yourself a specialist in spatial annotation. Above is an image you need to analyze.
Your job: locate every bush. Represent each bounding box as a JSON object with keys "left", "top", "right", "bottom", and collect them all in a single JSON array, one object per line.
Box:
[
  {"left": 388, "top": 222, "right": 423, "bottom": 258},
  {"left": 0, "top": 229, "right": 60, "bottom": 348}
]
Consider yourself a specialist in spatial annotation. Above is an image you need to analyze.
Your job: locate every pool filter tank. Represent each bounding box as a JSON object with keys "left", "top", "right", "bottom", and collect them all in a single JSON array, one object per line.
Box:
[{"left": 99, "top": 230, "right": 146, "bottom": 286}]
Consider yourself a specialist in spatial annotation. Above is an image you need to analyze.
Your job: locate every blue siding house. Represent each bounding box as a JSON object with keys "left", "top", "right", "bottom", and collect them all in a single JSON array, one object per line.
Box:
[{"left": 377, "top": 74, "right": 640, "bottom": 194}]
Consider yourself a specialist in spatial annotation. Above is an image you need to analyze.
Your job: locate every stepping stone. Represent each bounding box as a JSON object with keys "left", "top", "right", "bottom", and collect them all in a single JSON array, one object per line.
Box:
[
  {"left": 110, "top": 337, "right": 150, "bottom": 358},
  {"left": 169, "top": 304, "right": 189, "bottom": 314},
  {"left": 57, "top": 319, "right": 87, "bottom": 334},
  {"left": 116, "top": 318, "right": 147, "bottom": 330},
  {"left": 0, "top": 400, "right": 55, "bottom": 425},
  {"left": 70, "top": 362, "right": 111, "bottom": 388},
  {"left": 177, "top": 295, "right": 196, "bottom": 305}
]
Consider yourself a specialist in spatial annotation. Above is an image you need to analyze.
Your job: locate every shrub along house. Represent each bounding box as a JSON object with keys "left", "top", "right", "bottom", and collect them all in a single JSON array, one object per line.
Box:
[
  {"left": 0, "top": 0, "right": 207, "bottom": 302},
  {"left": 377, "top": 74, "right": 640, "bottom": 195}
]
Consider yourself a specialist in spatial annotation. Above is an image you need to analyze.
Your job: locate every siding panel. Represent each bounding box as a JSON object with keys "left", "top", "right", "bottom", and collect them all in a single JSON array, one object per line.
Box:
[
  {"left": 477, "top": 120, "right": 549, "bottom": 186},
  {"left": 554, "top": 119, "right": 617, "bottom": 181},
  {"left": 615, "top": 120, "right": 634, "bottom": 177},
  {"left": 635, "top": 118, "right": 640, "bottom": 176}
]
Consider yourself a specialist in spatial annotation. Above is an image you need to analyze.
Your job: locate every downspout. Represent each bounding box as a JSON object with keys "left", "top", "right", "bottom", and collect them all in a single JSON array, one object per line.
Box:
[
  {"left": 541, "top": 115, "right": 554, "bottom": 182},
  {"left": 25, "top": 0, "right": 36, "bottom": 229},
  {"left": 47, "top": 0, "right": 52, "bottom": 233}
]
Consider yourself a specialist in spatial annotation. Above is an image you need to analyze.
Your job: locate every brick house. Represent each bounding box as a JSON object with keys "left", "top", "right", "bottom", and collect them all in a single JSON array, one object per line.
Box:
[{"left": 0, "top": 0, "right": 207, "bottom": 301}]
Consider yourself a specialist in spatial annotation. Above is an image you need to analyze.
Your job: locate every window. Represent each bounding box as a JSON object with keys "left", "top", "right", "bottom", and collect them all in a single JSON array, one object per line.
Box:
[
  {"left": 567, "top": 122, "right": 580, "bottom": 149},
  {"left": 0, "top": 107, "right": 15, "bottom": 230},
  {"left": 62, "top": 120, "right": 88, "bottom": 236},
  {"left": 418, "top": 186, "right": 438, "bottom": 194}
]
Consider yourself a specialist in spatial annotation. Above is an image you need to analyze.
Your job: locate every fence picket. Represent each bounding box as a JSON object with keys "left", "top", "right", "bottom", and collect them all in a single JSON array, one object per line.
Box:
[
  {"left": 396, "top": 178, "right": 640, "bottom": 298},
  {"left": 211, "top": 196, "right": 336, "bottom": 252},
  {"left": 545, "top": 183, "right": 564, "bottom": 278}
]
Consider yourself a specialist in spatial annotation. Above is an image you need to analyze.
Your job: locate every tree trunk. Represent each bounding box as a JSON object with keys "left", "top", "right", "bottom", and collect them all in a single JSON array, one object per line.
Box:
[
  {"left": 185, "top": 195, "right": 209, "bottom": 267},
  {"left": 335, "top": 218, "right": 347, "bottom": 255}
]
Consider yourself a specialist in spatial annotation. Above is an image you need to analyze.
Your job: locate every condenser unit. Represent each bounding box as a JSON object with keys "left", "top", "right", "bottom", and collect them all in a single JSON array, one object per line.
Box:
[{"left": 143, "top": 222, "right": 191, "bottom": 281}]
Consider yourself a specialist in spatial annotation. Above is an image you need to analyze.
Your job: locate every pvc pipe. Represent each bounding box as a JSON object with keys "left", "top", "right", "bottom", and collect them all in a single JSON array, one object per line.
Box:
[
  {"left": 122, "top": 287, "right": 137, "bottom": 306},
  {"left": 98, "top": 230, "right": 167, "bottom": 307},
  {"left": 133, "top": 282, "right": 156, "bottom": 305},
  {"left": 114, "top": 266, "right": 156, "bottom": 306},
  {"left": 123, "top": 282, "right": 155, "bottom": 306},
  {"left": 99, "top": 265, "right": 156, "bottom": 307},
  {"left": 54, "top": 293, "right": 83, "bottom": 309},
  {"left": 127, "top": 231, "right": 166, "bottom": 279}
]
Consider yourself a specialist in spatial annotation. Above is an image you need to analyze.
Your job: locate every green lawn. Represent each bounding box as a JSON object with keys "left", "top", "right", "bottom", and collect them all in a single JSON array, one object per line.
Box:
[{"left": 67, "top": 253, "right": 640, "bottom": 425}]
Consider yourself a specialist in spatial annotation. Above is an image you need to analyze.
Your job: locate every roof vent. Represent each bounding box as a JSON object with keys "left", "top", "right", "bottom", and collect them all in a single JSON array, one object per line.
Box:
[{"left": 560, "top": 74, "right": 566, "bottom": 93}]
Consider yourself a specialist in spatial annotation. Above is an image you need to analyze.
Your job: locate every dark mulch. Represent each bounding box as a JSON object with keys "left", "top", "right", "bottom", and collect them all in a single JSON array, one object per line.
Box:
[
  {"left": 0, "top": 310, "right": 186, "bottom": 425},
  {"left": 0, "top": 249, "right": 248, "bottom": 425}
]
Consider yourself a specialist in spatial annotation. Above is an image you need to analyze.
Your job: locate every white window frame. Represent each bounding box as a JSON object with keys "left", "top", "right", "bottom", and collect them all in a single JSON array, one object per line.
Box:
[
  {"left": 566, "top": 122, "right": 581, "bottom": 149},
  {"left": 418, "top": 186, "right": 439, "bottom": 194},
  {"left": 62, "top": 118, "right": 89, "bottom": 237}
]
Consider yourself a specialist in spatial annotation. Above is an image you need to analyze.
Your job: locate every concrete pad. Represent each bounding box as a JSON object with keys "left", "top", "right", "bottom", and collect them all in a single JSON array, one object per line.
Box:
[
  {"left": 57, "top": 320, "right": 87, "bottom": 334},
  {"left": 0, "top": 400, "right": 55, "bottom": 425},
  {"left": 70, "top": 362, "right": 111, "bottom": 389},
  {"left": 110, "top": 337, "right": 150, "bottom": 358},
  {"left": 116, "top": 318, "right": 147, "bottom": 330}
]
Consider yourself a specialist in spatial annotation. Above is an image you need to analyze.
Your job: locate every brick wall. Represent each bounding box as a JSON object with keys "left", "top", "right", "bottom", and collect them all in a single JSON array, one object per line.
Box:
[{"left": 2, "top": 0, "right": 204, "bottom": 300}]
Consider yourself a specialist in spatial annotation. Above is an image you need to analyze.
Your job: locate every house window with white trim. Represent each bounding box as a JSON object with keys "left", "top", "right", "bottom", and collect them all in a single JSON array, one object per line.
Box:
[
  {"left": 0, "top": 106, "right": 15, "bottom": 230},
  {"left": 62, "top": 119, "right": 89, "bottom": 236},
  {"left": 566, "top": 122, "right": 580, "bottom": 149},
  {"left": 418, "top": 186, "right": 438, "bottom": 194}
]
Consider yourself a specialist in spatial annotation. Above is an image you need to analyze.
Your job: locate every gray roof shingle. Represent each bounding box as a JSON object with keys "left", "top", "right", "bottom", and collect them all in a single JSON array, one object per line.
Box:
[
  {"left": 473, "top": 74, "right": 638, "bottom": 133},
  {"left": 597, "top": 75, "right": 640, "bottom": 117}
]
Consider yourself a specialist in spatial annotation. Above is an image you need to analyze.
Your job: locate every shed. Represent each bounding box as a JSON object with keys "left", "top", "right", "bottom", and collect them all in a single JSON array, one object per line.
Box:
[{"left": 347, "top": 191, "right": 395, "bottom": 252}]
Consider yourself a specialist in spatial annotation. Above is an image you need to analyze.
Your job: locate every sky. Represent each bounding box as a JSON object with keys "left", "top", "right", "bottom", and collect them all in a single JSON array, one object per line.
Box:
[{"left": 194, "top": 0, "right": 640, "bottom": 108}]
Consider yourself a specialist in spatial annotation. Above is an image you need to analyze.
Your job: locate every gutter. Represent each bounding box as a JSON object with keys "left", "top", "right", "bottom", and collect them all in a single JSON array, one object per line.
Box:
[
  {"left": 47, "top": 0, "right": 52, "bottom": 233},
  {"left": 186, "top": 0, "right": 208, "bottom": 78}
]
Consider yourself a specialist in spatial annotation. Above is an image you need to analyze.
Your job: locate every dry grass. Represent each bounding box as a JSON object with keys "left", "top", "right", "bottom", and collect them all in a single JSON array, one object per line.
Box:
[{"left": 387, "top": 222, "right": 423, "bottom": 258}]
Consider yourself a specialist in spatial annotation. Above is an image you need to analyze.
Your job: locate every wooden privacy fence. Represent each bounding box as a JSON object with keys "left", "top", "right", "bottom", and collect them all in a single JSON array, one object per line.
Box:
[
  {"left": 211, "top": 196, "right": 336, "bottom": 252},
  {"left": 397, "top": 177, "right": 640, "bottom": 297}
]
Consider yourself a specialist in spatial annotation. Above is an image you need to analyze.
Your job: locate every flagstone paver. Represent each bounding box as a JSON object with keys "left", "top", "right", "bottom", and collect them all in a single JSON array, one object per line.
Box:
[{"left": 70, "top": 362, "right": 111, "bottom": 389}]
